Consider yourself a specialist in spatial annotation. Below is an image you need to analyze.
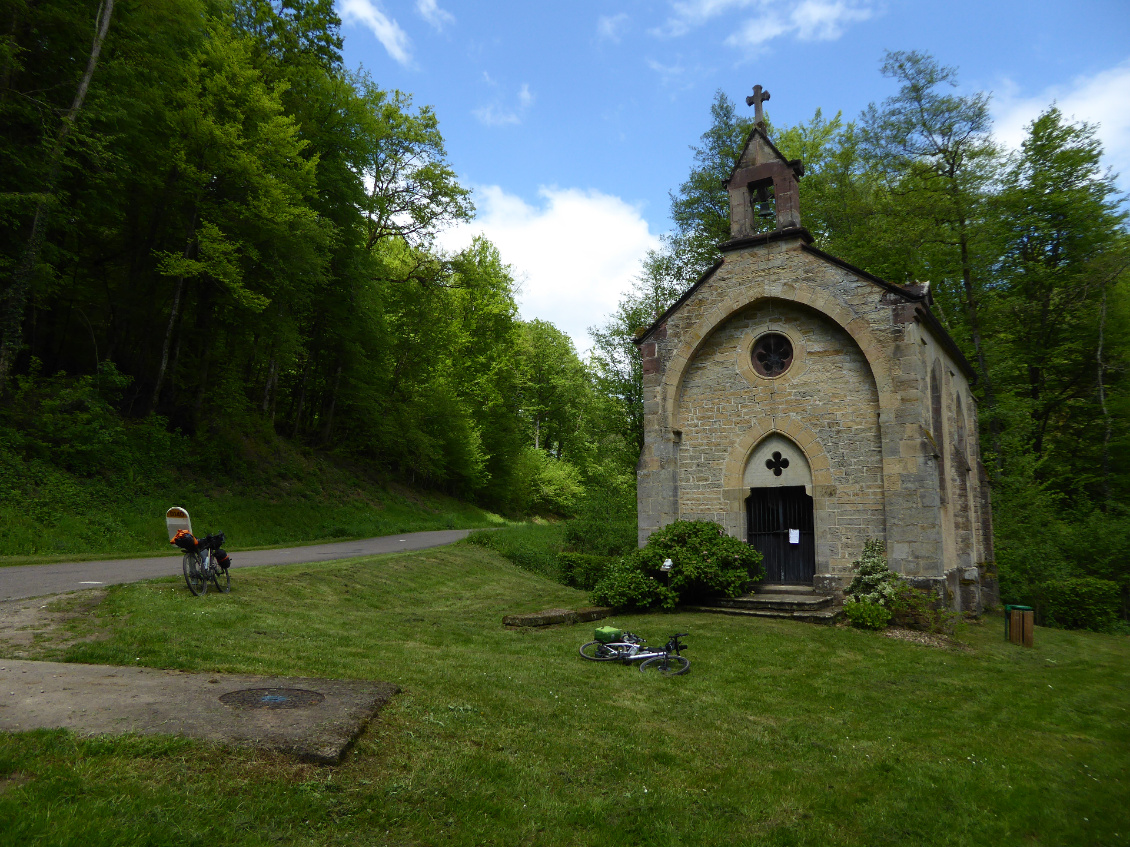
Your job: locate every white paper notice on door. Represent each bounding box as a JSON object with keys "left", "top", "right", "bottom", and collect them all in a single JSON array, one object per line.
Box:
[{"left": 788, "top": 529, "right": 800, "bottom": 544}]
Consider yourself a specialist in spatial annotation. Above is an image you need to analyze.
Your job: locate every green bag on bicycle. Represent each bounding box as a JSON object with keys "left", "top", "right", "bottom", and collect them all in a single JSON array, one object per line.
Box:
[{"left": 594, "top": 626, "right": 622, "bottom": 644}]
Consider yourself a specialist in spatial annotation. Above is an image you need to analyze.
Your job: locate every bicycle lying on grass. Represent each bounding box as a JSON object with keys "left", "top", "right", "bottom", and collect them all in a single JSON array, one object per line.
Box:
[
  {"left": 579, "top": 628, "right": 690, "bottom": 676},
  {"left": 172, "top": 529, "right": 232, "bottom": 596}
]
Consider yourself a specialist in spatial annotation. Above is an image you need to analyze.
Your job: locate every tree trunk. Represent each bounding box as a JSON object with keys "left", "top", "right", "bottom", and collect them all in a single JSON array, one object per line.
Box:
[
  {"left": 193, "top": 332, "right": 212, "bottom": 431},
  {"left": 0, "top": 0, "right": 115, "bottom": 384},
  {"left": 150, "top": 276, "right": 185, "bottom": 412},
  {"left": 163, "top": 304, "right": 186, "bottom": 408},
  {"left": 320, "top": 362, "right": 342, "bottom": 445},
  {"left": 291, "top": 356, "right": 311, "bottom": 439},
  {"left": 1096, "top": 288, "right": 1111, "bottom": 511},
  {"left": 262, "top": 354, "right": 278, "bottom": 414},
  {"left": 955, "top": 213, "right": 1002, "bottom": 476},
  {"left": 150, "top": 202, "right": 199, "bottom": 412}
]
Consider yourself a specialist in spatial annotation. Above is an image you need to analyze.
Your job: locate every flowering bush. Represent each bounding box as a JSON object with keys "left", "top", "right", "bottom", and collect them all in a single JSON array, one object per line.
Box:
[
  {"left": 845, "top": 539, "right": 901, "bottom": 606},
  {"left": 844, "top": 539, "right": 954, "bottom": 633}
]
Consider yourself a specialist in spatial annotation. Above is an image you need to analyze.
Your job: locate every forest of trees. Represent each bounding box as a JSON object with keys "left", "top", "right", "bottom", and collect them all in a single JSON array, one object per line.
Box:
[
  {"left": 0, "top": 0, "right": 633, "bottom": 520},
  {"left": 2, "top": 4, "right": 1127, "bottom": 609}
]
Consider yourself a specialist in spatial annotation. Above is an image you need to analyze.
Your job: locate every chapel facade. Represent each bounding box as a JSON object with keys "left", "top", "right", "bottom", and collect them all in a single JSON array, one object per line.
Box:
[{"left": 634, "top": 90, "right": 996, "bottom": 613}]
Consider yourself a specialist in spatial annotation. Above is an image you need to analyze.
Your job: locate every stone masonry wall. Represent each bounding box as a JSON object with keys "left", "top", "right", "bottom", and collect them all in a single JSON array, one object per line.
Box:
[{"left": 674, "top": 300, "right": 885, "bottom": 579}]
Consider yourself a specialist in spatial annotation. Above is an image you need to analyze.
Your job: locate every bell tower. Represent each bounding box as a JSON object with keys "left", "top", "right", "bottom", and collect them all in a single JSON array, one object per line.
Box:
[{"left": 724, "top": 85, "right": 805, "bottom": 239}]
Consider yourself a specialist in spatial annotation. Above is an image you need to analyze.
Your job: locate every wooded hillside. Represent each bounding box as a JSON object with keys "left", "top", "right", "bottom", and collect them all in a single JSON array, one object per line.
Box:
[{"left": 0, "top": 0, "right": 635, "bottom": 525}]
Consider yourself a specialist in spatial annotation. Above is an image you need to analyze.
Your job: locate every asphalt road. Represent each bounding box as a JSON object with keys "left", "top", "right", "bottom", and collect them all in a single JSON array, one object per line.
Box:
[{"left": 0, "top": 530, "right": 474, "bottom": 601}]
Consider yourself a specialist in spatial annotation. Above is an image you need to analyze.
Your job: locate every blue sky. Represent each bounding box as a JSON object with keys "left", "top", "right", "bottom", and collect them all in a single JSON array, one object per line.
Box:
[{"left": 336, "top": 0, "right": 1130, "bottom": 351}]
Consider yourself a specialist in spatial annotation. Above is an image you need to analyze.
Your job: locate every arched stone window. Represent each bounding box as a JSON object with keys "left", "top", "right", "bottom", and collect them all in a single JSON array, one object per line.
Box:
[{"left": 930, "top": 359, "right": 947, "bottom": 505}]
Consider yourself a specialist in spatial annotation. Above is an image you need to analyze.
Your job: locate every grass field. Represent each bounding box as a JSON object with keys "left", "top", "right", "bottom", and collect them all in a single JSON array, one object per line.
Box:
[
  {"left": 1, "top": 543, "right": 1127, "bottom": 846},
  {"left": 0, "top": 485, "right": 505, "bottom": 566}
]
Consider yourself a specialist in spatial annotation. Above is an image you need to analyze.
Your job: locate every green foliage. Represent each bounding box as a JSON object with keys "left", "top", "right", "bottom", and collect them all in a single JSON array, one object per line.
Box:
[
  {"left": 557, "top": 552, "right": 613, "bottom": 591},
  {"left": 1037, "top": 577, "right": 1121, "bottom": 632},
  {"left": 889, "top": 583, "right": 956, "bottom": 635},
  {"left": 562, "top": 470, "right": 637, "bottom": 556},
  {"left": 0, "top": 361, "right": 175, "bottom": 480},
  {"left": 843, "top": 539, "right": 955, "bottom": 633},
  {"left": 843, "top": 541, "right": 899, "bottom": 630},
  {"left": 845, "top": 539, "right": 900, "bottom": 607},
  {"left": 0, "top": 0, "right": 547, "bottom": 513},
  {"left": 462, "top": 522, "right": 565, "bottom": 582},
  {"left": 591, "top": 520, "right": 761, "bottom": 610},
  {"left": 843, "top": 600, "right": 892, "bottom": 630},
  {"left": 589, "top": 556, "right": 676, "bottom": 610}
]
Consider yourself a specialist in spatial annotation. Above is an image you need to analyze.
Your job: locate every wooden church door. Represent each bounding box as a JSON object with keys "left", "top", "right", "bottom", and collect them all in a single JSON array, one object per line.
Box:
[{"left": 746, "top": 485, "right": 815, "bottom": 584}]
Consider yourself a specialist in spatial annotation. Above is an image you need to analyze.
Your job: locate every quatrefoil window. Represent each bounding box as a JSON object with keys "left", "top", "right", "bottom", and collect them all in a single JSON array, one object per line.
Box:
[
  {"left": 751, "top": 333, "right": 793, "bottom": 377},
  {"left": 765, "top": 451, "right": 790, "bottom": 476}
]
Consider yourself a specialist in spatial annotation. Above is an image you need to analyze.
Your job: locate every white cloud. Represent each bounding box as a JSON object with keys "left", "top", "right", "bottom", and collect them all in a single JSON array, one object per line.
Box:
[
  {"left": 646, "top": 57, "right": 696, "bottom": 91},
  {"left": 436, "top": 186, "right": 662, "bottom": 353},
  {"left": 790, "top": 0, "right": 873, "bottom": 40},
  {"left": 656, "top": 0, "right": 751, "bottom": 36},
  {"left": 416, "top": 0, "right": 454, "bottom": 31},
  {"left": 656, "top": 0, "right": 874, "bottom": 48},
  {"left": 724, "top": 12, "right": 789, "bottom": 49},
  {"left": 993, "top": 58, "right": 1130, "bottom": 189},
  {"left": 472, "top": 104, "right": 521, "bottom": 126},
  {"left": 338, "top": 0, "right": 412, "bottom": 66},
  {"left": 597, "top": 13, "right": 630, "bottom": 43},
  {"left": 474, "top": 84, "right": 535, "bottom": 127}
]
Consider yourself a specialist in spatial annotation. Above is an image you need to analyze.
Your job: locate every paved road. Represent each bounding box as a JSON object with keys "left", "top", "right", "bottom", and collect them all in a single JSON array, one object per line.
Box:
[{"left": 0, "top": 530, "right": 474, "bottom": 601}]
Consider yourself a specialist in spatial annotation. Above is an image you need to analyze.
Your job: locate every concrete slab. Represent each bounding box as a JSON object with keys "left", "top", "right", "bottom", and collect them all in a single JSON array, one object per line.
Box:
[{"left": 0, "top": 659, "right": 397, "bottom": 764}]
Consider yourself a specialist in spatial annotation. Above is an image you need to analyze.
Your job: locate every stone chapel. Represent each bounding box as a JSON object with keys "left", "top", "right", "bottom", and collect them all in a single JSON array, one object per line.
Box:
[{"left": 633, "top": 87, "right": 996, "bottom": 614}]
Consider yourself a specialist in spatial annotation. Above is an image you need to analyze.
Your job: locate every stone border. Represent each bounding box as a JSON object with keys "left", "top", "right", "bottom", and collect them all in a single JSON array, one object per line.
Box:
[{"left": 502, "top": 607, "right": 613, "bottom": 628}]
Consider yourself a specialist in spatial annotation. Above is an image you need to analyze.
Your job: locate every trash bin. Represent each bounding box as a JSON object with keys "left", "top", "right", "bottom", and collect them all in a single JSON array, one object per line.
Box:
[
  {"left": 166, "top": 506, "right": 193, "bottom": 542},
  {"left": 1005, "top": 604, "right": 1034, "bottom": 647}
]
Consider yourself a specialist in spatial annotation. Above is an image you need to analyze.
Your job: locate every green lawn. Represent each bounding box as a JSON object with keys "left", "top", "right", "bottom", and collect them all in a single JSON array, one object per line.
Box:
[
  {"left": 1, "top": 544, "right": 1127, "bottom": 846},
  {"left": 0, "top": 487, "right": 506, "bottom": 566}
]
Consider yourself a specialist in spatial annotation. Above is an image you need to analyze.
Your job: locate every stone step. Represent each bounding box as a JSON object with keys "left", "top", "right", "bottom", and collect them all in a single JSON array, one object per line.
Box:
[
  {"left": 711, "top": 593, "right": 834, "bottom": 612},
  {"left": 755, "top": 583, "right": 821, "bottom": 596},
  {"left": 683, "top": 605, "right": 841, "bottom": 625}
]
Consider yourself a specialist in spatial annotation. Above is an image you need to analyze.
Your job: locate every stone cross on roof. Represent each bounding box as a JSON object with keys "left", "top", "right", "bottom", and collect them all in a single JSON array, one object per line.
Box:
[{"left": 746, "top": 84, "right": 770, "bottom": 126}]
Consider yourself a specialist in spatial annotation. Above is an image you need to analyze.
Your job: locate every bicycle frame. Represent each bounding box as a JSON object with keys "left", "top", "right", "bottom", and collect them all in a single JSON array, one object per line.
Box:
[{"left": 599, "top": 633, "right": 686, "bottom": 664}]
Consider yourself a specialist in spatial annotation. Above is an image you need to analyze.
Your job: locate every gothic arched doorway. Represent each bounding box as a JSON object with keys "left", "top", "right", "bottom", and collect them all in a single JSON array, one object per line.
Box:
[{"left": 743, "top": 435, "right": 816, "bottom": 584}]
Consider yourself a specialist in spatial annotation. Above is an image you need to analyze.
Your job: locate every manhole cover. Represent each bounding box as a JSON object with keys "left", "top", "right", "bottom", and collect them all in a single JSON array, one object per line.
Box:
[{"left": 219, "top": 688, "right": 326, "bottom": 709}]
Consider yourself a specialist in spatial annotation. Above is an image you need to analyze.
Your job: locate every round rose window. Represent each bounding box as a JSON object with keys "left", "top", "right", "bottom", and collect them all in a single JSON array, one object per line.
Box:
[{"left": 751, "top": 333, "right": 793, "bottom": 377}]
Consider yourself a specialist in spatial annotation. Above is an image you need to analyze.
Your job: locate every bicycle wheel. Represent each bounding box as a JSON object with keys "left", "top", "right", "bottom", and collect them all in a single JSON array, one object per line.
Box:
[
  {"left": 640, "top": 654, "right": 690, "bottom": 676},
  {"left": 579, "top": 641, "right": 621, "bottom": 661},
  {"left": 183, "top": 551, "right": 207, "bottom": 596},
  {"left": 211, "top": 563, "right": 230, "bottom": 593}
]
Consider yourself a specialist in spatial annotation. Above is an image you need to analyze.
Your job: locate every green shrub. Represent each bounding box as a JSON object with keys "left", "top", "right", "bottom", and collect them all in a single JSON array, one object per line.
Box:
[
  {"left": 590, "top": 557, "right": 676, "bottom": 610},
  {"left": 890, "top": 583, "right": 955, "bottom": 635},
  {"left": 558, "top": 552, "right": 614, "bottom": 590},
  {"left": 1038, "top": 577, "right": 1121, "bottom": 632},
  {"left": 590, "top": 520, "right": 761, "bottom": 611},
  {"left": 845, "top": 540, "right": 900, "bottom": 606},
  {"left": 844, "top": 599, "right": 892, "bottom": 630}
]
